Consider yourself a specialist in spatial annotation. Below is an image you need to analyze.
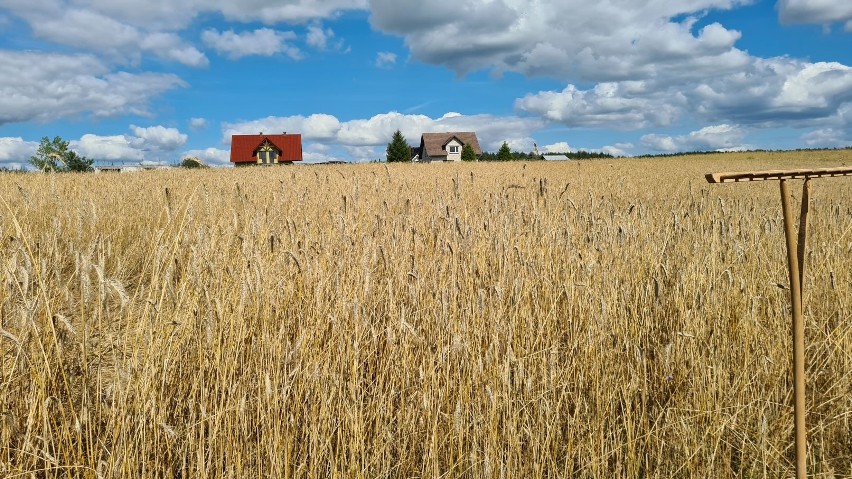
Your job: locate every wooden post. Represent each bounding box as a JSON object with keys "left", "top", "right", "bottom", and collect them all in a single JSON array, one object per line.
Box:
[
  {"left": 705, "top": 166, "right": 851, "bottom": 478},
  {"left": 779, "top": 180, "right": 807, "bottom": 479}
]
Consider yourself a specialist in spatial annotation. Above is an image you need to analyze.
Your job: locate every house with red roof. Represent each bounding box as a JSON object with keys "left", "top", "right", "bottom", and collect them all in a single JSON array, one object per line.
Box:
[{"left": 230, "top": 133, "right": 303, "bottom": 166}]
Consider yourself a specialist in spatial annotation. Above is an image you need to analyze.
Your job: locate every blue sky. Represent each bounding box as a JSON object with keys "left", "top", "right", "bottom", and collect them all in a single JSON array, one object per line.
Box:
[{"left": 0, "top": 0, "right": 850, "bottom": 167}]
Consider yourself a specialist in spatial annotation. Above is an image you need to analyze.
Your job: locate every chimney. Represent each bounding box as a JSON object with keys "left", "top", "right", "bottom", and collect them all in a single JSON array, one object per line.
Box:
[{"left": 259, "top": 131, "right": 263, "bottom": 135}]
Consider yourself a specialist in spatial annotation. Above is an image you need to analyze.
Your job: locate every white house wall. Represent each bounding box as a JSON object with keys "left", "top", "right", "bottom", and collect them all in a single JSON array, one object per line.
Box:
[{"left": 445, "top": 139, "right": 462, "bottom": 162}]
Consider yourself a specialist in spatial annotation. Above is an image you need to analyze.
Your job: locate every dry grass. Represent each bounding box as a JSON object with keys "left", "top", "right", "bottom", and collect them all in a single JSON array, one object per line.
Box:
[{"left": 1, "top": 150, "right": 850, "bottom": 478}]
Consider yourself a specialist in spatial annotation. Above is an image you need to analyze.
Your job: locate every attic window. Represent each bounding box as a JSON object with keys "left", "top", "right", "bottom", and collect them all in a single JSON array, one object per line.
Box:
[
  {"left": 449, "top": 145, "right": 459, "bottom": 153},
  {"left": 256, "top": 141, "right": 279, "bottom": 164}
]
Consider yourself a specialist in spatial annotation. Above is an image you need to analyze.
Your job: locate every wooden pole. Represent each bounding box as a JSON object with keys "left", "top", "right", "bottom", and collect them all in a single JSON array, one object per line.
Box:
[
  {"left": 797, "top": 180, "right": 810, "bottom": 295},
  {"left": 779, "top": 179, "right": 807, "bottom": 479}
]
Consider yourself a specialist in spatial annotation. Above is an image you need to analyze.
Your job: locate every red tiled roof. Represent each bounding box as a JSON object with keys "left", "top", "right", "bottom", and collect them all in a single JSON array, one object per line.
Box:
[{"left": 230, "top": 134, "right": 303, "bottom": 163}]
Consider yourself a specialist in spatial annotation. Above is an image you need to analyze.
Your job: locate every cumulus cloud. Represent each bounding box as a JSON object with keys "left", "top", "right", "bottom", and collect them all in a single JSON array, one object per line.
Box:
[
  {"left": 212, "top": 0, "right": 368, "bottom": 25},
  {"left": 222, "top": 111, "right": 544, "bottom": 156},
  {"left": 800, "top": 103, "right": 852, "bottom": 147},
  {"left": 0, "top": 50, "right": 185, "bottom": 125},
  {"left": 129, "top": 125, "right": 188, "bottom": 151},
  {"left": 602, "top": 143, "right": 633, "bottom": 157},
  {"left": 344, "top": 145, "right": 381, "bottom": 162},
  {"left": 516, "top": 82, "right": 687, "bottom": 129},
  {"left": 2, "top": 0, "right": 367, "bottom": 31},
  {"left": 202, "top": 28, "right": 301, "bottom": 59},
  {"left": 376, "top": 51, "right": 397, "bottom": 68},
  {"left": 640, "top": 124, "right": 747, "bottom": 152},
  {"left": 370, "top": 0, "right": 751, "bottom": 82},
  {"left": 542, "top": 142, "right": 573, "bottom": 153},
  {"left": 138, "top": 32, "right": 208, "bottom": 67},
  {"left": 516, "top": 59, "right": 852, "bottom": 133},
  {"left": 692, "top": 59, "right": 852, "bottom": 125},
  {"left": 777, "top": 0, "right": 852, "bottom": 27},
  {"left": 306, "top": 24, "right": 345, "bottom": 50},
  {"left": 70, "top": 125, "right": 189, "bottom": 161},
  {"left": 0, "top": 1, "right": 364, "bottom": 69},
  {"left": 189, "top": 118, "right": 207, "bottom": 130},
  {"left": 9, "top": 8, "right": 207, "bottom": 67},
  {"left": 223, "top": 114, "right": 342, "bottom": 141},
  {"left": 0, "top": 137, "right": 38, "bottom": 169},
  {"left": 182, "top": 148, "right": 231, "bottom": 167},
  {"left": 73, "top": 134, "right": 145, "bottom": 161}
]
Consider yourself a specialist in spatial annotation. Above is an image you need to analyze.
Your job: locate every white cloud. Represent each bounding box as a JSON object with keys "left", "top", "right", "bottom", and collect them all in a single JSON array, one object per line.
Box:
[
  {"left": 692, "top": 59, "right": 852, "bottom": 125},
  {"left": 303, "top": 150, "right": 345, "bottom": 163},
  {"left": 222, "top": 111, "right": 544, "bottom": 157},
  {"left": 603, "top": 143, "right": 633, "bottom": 157},
  {"left": 73, "top": 134, "right": 145, "bottom": 161},
  {"left": 801, "top": 128, "right": 850, "bottom": 147},
  {"left": 129, "top": 125, "right": 188, "bottom": 151},
  {"left": 542, "top": 142, "right": 573, "bottom": 153},
  {"left": 138, "top": 32, "right": 208, "bottom": 67},
  {"left": 504, "top": 137, "right": 536, "bottom": 153},
  {"left": 17, "top": 8, "right": 207, "bottom": 67},
  {"left": 0, "top": 1, "right": 366, "bottom": 67},
  {"left": 202, "top": 28, "right": 301, "bottom": 59},
  {"left": 223, "top": 114, "right": 342, "bottom": 141},
  {"left": 307, "top": 24, "right": 344, "bottom": 50},
  {"left": 0, "top": 137, "right": 38, "bottom": 169},
  {"left": 344, "top": 145, "right": 380, "bottom": 162},
  {"left": 2, "top": 0, "right": 368, "bottom": 31},
  {"left": 376, "top": 51, "right": 397, "bottom": 68},
  {"left": 70, "top": 125, "right": 188, "bottom": 161},
  {"left": 801, "top": 103, "right": 852, "bottom": 147},
  {"left": 517, "top": 58, "right": 852, "bottom": 134},
  {"left": 640, "top": 124, "right": 747, "bottom": 152},
  {"left": 516, "top": 82, "right": 687, "bottom": 129},
  {"left": 189, "top": 118, "right": 207, "bottom": 130},
  {"left": 369, "top": 0, "right": 751, "bottom": 82},
  {"left": 777, "top": 0, "right": 852, "bottom": 26},
  {"left": 182, "top": 148, "right": 231, "bottom": 167},
  {"left": 0, "top": 50, "right": 185, "bottom": 125},
  {"left": 213, "top": 0, "right": 368, "bottom": 25}
]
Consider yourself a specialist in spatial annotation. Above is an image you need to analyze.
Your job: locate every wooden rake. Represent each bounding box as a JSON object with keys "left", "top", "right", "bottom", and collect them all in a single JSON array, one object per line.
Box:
[{"left": 706, "top": 165, "right": 852, "bottom": 479}]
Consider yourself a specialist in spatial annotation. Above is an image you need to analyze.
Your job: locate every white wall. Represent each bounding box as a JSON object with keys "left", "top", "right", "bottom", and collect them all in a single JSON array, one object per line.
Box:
[{"left": 445, "top": 139, "right": 462, "bottom": 162}]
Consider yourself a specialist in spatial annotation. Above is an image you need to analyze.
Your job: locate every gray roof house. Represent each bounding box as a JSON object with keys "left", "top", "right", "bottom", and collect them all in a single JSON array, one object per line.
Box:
[{"left": 417, "top": 132, "right": 482, "bottom": 162}]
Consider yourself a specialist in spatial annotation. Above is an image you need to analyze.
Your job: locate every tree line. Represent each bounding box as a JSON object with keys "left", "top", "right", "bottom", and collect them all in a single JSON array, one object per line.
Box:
[{"left": 385, "top": 130, "right": 613, "bottom": 162}]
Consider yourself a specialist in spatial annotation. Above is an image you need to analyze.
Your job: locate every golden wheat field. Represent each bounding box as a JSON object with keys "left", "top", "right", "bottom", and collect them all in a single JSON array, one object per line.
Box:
[{"left": 1, "top": 150, "right": 850, "bottom": 478}]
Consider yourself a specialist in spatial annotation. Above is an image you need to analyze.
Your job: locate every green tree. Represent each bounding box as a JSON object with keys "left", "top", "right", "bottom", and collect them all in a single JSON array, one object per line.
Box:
[
  {"left": 180, "top": 156, "right": 207, "bottom": 168},
  {"left": 496, "top": 141, "right": 513, "bottom": 162},
  {"left": 30, "top": 136, "right": 93, "bottom": 172},
  {"left": 386, "top": 129, "right": 411, "bottom": 163},
  {"left": 461, "top": 143, "right": 477, "bottom": 162}
]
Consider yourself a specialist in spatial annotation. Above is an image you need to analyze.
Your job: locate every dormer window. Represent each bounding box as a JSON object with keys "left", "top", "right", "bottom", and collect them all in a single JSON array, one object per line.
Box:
[
  {"left": 448, "top": 145, "right": 459, "bottom": 153},
  {"left": 256, "top": 141, "right": 279, "bottom": 164}
]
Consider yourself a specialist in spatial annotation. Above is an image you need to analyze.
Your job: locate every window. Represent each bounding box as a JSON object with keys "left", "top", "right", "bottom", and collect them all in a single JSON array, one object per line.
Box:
[
  {"left": 256, "top": 142, "right": 279, "bottom": 164},
  {"left": 449, "top": 145, "right": 459, "bottom": 153}
]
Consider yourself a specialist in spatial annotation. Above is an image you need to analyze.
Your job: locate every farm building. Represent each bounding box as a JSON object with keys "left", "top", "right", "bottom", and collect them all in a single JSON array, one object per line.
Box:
[
  {"left": 93, "top": 161, "right": 171, "bottom": 173},
  {"left": 230, "top": 133, "right": 303, "bottom": 166},
  {"left": 416, "top": 132, "right": 481, "bottom": 162}
]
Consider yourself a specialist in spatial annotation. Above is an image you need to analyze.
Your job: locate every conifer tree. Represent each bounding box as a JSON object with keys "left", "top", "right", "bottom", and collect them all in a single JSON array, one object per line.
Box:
[{"left": 386, "top": 130, "right": 410, "bottom": 163}]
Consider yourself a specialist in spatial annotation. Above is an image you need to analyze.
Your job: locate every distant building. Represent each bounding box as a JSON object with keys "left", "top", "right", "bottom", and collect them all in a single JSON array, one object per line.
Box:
[
  {"left": 93, "top": 161, "right": 171, "bottom": 173},
  {"left": 417, "top": 132, "right": 481, "bottom": 162},
  {"left": 410, "top": 146, "right": 422, "bottom": 162},
  {"left": 230, "top": 132, "right": 303, "bottom": 166},
  {"left": 543, "top": 154, "right": 570, "bottom": 161}
]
